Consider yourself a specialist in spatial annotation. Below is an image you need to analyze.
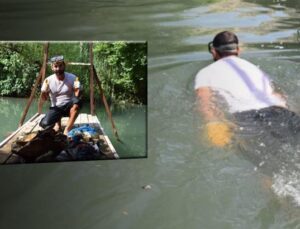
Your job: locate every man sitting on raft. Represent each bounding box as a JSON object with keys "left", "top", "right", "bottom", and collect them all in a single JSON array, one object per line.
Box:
[{"left": 39, "top": 55, "right": 82, "bottom": 135}]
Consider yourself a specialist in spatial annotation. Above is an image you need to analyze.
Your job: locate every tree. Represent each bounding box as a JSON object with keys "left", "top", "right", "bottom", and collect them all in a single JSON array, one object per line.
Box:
[{"left": 0, "top": 43, "right": 41, "bottom": 96}]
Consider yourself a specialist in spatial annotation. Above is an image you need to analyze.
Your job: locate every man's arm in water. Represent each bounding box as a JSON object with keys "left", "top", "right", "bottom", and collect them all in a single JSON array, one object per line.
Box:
[
  {"left": 195, "top": 87, "right": 224, "bottom": 122},
  {"left": 196, "top": 87, "right": 234, "bottom": 147}
]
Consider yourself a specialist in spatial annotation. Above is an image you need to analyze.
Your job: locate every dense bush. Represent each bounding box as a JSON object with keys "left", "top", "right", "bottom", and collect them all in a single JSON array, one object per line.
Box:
[
  {"left": 93, "top": 42, "right": 147, "bottom": 104},
  {"left": 0, "top": 43, "right": 41, "bottom": 96}
]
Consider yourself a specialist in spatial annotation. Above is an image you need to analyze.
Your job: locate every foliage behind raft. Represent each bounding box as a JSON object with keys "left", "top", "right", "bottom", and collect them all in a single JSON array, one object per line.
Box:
[
  {"left": 93, "top": 42, "right": 147, "bottom": 105},
  {"left": 0, "top": 42, "right": 147, "bottom": 105},
  {"left": 0, "top": 43, "right": 40, "bottom": 97}
]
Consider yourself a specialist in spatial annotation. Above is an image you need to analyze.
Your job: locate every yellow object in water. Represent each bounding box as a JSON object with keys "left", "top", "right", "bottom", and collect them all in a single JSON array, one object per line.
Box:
[{"left": 205, "top": 121, "right": 234, "bottom": 147}]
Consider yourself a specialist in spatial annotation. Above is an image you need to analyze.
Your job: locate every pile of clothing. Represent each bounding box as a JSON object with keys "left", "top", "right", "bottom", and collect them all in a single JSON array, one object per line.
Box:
[{"left": 57, "top": 125, "right": 102, "bottom": 161}]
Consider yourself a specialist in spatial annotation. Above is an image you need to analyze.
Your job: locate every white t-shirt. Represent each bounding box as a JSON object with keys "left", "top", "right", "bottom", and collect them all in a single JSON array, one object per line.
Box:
[
  {"left": 194, "top": 56, "right": 286, "bottom": 113},
  {"left": 41, "top": 72, "right": 79, "bottom": 107}
]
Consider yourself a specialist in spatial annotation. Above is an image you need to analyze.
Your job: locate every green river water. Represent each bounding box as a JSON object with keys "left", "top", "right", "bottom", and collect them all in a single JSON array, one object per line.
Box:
[{"left": 1, "top": 0, "right": 300, "bottom": 228}]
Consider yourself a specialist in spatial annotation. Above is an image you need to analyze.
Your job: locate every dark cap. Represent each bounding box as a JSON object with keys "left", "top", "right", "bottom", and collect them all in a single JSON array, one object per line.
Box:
[{"left": 212, "top": 31, "right": 239, "bottom": 53}]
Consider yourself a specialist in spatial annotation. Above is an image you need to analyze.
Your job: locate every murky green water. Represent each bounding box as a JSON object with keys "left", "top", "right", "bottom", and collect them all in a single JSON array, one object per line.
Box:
[{"left": 1, "top": 0, "right": 300, "bottom": 228}]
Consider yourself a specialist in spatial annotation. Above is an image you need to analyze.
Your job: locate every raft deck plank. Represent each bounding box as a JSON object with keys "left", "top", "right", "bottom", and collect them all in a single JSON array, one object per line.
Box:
[{"left": 0, "top": 113, "right": 118, "bottom": 164}]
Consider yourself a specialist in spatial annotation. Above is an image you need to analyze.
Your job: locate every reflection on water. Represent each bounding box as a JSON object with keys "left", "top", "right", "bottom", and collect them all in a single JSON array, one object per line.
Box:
[
  {"left": 0, "top": 98, "right": 37, "bottom": 138},
  {"left": 1, "top": 0, "right": 300, "bottom": 228}
]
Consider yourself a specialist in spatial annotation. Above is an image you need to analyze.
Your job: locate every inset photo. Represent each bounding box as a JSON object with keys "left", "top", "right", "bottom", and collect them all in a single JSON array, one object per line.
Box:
[{"left": 0, "top": 41, "right": 147, "bottom": 164}]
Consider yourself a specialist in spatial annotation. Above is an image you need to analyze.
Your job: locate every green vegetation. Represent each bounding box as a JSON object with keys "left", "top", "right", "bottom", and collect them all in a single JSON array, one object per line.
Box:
[
  {"left": 0, "top": 43, "right": 41, "bottom": 96},
  {"left": 94, "top": 42, "right": 147, "bottom": 104},
  {"left": 0, "top": 42, "right": 147, "bottom": 105}
]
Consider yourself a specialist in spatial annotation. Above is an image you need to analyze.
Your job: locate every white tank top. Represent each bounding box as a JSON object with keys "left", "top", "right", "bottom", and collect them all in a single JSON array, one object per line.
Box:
[
  {"left": 194, "top": 56, "right": 286, "bottom": 113},
  {"left": 41, "top": 72, "right": 79, "bottom": 107}
]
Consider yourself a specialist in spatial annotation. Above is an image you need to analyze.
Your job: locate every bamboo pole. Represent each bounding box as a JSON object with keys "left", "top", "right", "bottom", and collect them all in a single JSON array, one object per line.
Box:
[
  {"left": 89, "top": 43, "right": 95, "bottom": 115},
  {"left": 93, "top": 66, "right": 120, "bottom": 141},
  {"left": 19, "top": 43, "right": 49, "bottom": 126},
  {"left": 66, "top": 62, "right": 91, "bottom": 66},
  {"left": 19, "top": 69, "right": 43, "bottom": 126},
  {"left": 45, "top": 62, "right": 91, "bottom": 66},
  {"left": 41, "top": 43, "right": 49, "bottom": 82},
  {"left": 38, "top": 43, "right": 49, "bottom": 114}
]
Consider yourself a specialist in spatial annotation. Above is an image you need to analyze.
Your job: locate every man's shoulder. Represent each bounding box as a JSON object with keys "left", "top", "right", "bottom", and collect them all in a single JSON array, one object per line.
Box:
[
  {"left": 64, "top": 72, "right": 77, "bottom": 82},
  {"left": 195, "top": 56, "right": 260, "bottom": 77},
  {"left": 46, "top": 74, "right": 56, "bottom": 81},
  {"left": 228, "top": 56, "right": 259, "bottom": 68},
  {"left": 201, "top": 56, "right": 260, "bottom": 73},
  {"left": 195, "top": 60, "right": 221, "bottom": 78},
  {"left": 65, "top": 72, "right": 76, "bottom": 78},
  {"left": 231, "top": 56, "right": 265, "bottom": 75}
]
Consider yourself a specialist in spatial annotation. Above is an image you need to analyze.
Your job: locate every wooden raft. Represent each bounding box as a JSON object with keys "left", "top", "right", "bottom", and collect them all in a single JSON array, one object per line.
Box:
[{"left": 0, "top": 113, "right": 119, "bottom": 164}]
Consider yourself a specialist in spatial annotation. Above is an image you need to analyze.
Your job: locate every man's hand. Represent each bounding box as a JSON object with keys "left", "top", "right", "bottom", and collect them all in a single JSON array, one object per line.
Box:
[{"left": 205, "top": 121, "right": 235, "bottom": 147}]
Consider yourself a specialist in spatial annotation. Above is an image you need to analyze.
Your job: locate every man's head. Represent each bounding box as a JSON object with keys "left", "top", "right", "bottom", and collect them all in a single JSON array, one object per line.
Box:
[
  {"left": 208, "top": 31, "right": 240, "bottom": 61},
  {"left": 50, "top": 55, "right": 65, "bottom": 76}
]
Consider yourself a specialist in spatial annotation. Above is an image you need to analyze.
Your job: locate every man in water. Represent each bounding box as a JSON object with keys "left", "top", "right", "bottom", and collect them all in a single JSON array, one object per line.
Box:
[
  {"left": 195, "top": 31, "right": 290, "bottom": 148},
  {"left": 39, "top": 55, "right": 82, "bottom": 135},
  {"left": 195, "top": 32, "right": 300, "bottom": 203}
]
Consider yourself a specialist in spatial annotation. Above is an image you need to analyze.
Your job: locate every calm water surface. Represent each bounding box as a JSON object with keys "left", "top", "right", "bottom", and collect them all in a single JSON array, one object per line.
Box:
[{"left": 1, "top": 0, "right": 300, "bottom": 228}]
